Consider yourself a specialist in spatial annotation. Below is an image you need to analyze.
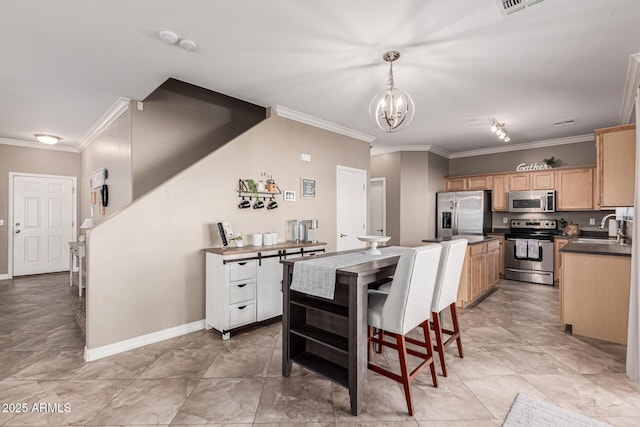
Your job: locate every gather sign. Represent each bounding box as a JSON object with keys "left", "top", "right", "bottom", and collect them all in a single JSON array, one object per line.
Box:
[{"left": 515, "top": 162, "right": 551, "bottom": 171}]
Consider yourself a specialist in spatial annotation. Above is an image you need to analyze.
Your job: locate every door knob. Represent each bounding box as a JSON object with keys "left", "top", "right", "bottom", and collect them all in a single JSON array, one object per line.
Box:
[
  {"left": 376, "top": 229, "right": 384, "bottom": 232},
  {"left": 340, "top": 233, "right": 348, "bottom": 237},
  {"left": 15, "top": 223, "right": 20, "bottom": 226},
  {"left": 15, "top": 230, "right": 21, "bottom": 234}
]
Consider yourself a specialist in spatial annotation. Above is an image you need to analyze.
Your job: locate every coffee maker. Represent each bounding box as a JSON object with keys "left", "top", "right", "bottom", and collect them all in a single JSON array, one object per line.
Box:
[
  {"left": 303, "top": 219, "right": 319, "bottom": 243},
  {"left": 286, "top": 219, "right": 319, "bottom": 243}
]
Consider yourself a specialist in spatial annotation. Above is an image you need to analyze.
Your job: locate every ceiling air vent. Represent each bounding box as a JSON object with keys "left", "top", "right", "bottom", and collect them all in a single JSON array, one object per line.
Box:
[
  {"left": 553, "top": 118, "right": 576, "bottom": 127},
  {"left": 497, "top": 0, "right": 544, "bottom": 16}
]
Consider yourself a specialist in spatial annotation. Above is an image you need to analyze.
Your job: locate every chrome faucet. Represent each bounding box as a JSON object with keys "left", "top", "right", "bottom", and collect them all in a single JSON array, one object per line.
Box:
[{"left": 599, "top": 213, "right": 617, "bottom": 229}]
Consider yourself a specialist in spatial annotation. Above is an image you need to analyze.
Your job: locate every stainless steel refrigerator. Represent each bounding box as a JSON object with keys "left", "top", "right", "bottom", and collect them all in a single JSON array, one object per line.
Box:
[{"left": 436, "top": 190, "right": 492, "bottom": 238}]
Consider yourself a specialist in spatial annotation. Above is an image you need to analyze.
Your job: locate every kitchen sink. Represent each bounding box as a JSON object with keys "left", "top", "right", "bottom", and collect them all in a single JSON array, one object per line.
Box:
[{"left": 573, "top": 238, "right": 619, "bottom": 244}]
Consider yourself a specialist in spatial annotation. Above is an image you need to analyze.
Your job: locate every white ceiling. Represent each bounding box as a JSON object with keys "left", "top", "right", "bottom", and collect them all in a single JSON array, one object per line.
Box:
[{"left": 1, "top": 0, "right": 639, "bottom": 154}]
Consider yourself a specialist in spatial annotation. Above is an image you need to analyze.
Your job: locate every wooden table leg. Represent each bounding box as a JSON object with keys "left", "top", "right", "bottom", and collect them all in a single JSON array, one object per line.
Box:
[
  {"left": 282, "top": 263, "right": 293, "bottom": 377},
  {"left": 348, "top": 275, "right": 367, "bottom": 416}
]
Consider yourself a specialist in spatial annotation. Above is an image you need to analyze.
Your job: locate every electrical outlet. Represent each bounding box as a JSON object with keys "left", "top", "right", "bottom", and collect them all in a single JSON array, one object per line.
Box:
[
  {"left": 503, "top": 217, "right": 509, "bottom": 224},
  {"left": 589, "top": 218, "right": 595, "bottom": 225}
]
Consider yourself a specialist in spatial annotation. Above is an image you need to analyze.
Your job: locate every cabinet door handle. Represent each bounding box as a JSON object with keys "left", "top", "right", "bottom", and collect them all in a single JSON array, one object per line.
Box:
[
  {"left": 237, "top": 283, "right": 247, "bottom": 288},
  {"left": 237, "top": 305, "right": 247, "bottom": 310},
  {"left": 238, "top": 262, "right": 248, "bottom": 266}
]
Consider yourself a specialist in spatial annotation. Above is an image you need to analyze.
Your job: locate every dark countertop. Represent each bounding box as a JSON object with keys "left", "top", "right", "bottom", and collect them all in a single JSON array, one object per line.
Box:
[
  {"left": 560, "top": 238, "right": 631, "bottom": 257},
  {"left": 422, "top": 235, "right": 500, "bottom": 245}
]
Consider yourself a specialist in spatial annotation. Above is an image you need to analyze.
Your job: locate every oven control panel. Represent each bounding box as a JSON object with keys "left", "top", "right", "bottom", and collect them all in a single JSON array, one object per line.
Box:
[{"left": 510, "top": 219, "right": 557, "bottom": 230}]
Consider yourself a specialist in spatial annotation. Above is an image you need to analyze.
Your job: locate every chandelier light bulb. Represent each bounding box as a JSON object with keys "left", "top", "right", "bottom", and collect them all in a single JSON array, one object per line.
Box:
[
  {"left": 498, "top": 133, "right": 506, "bottom": 140},
  {"left": 369, "top": 51, "right": 415, "bottom": 133},
  {"left": 504, "top": 136, "right": 511, "bottom": 143},
  {"left": 490, "top": 124, "right": 498, "bottom": 133}
]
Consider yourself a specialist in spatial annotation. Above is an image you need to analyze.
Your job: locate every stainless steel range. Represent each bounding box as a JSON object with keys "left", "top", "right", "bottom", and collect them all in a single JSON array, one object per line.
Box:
[{"left": 504, "top": 219, "right": 557, "bottom": 285}]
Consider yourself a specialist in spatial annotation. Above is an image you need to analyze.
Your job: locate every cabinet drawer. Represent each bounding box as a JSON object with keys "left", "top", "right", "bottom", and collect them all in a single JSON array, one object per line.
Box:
[
  {"left": 229, "top": 281, "right": 255, "bottom": 305},
  {"left": 487, "top": 240, "right": 499, "bottom": 252},
  {"left": 469, "top": 243, "right": 486, "bottom": 256},
  {"left": 229, "top": 302, "right": 256, "bottom": 328},
  {"left": 227, "top": 260, "right": 257, "bottom": 282}
]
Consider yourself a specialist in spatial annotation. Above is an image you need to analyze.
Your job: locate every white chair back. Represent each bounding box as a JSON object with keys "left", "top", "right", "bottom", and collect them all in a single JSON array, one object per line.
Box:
[
  {"left": 431, "top": 239, "right": 468, "bottom": 313},
  {"left": 381, "top": 244, "right": 442, "bottom": 335}
]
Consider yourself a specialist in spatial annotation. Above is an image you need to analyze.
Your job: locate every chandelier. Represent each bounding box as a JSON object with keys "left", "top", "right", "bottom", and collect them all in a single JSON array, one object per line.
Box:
[
  {"left": 369, "top": 51, "right": 415, "bottom": 133},
  {"left": 490, "top": 118, "right": 511, "bottom": 142}
]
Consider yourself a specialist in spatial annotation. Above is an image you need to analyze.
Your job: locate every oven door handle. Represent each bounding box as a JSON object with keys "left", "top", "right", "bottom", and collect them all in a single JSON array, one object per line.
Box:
[{"left": 506, "top": 268, "right": 552, "bottom": 275}]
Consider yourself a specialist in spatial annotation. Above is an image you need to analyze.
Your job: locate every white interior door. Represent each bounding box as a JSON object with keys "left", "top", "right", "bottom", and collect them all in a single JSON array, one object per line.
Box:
[
  {"left": 12, "top": 175, "right": 75, "bottom": 276},
  {"left": 370, "top": 178, "right": 386, "bottom": 236},
  {"left": 337, "top": 166, "right": 367, "bottom": 251}
]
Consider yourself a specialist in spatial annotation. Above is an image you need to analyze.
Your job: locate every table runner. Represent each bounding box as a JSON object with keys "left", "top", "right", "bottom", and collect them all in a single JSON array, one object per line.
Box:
[{"left": 290, "top": 246, "right": 406, "bottom": 299}]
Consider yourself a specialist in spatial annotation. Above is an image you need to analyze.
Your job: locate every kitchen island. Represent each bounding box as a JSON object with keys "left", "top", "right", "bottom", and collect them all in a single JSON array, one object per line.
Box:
[
  {"left": 560, "top": 239, "right": 632, "bottom": 344},
  {"left": 281, "top": 248, "right": 401, "bottom": 416},
  {"left": 422, "top": 235, "right": 500, "bottom": 308}
]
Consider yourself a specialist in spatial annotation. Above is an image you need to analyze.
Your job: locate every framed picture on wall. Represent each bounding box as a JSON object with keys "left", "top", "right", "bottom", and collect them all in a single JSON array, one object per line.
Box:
[
  {"left": 283, "top": 190, "right": 296, "bottom": 201},
  {"left": 301, "top": 177, "right": 316, "bottom": 199}
]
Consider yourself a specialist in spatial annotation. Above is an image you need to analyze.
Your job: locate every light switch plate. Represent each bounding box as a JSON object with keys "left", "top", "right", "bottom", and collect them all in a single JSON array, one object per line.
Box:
[
  {"left": 589, "top": 218, "right": 595, "bottom": 225},
  {"left": 0, "top": 219, "right": 3, "bottom": 226},
  {"left": 503, "top": 217, "right": 508, "bottom": 224}
]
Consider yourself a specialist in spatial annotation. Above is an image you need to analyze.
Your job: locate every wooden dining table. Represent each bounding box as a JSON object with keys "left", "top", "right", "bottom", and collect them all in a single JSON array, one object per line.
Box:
[{"left": 281, "top": 249, "right": 400, "bottom": 416}]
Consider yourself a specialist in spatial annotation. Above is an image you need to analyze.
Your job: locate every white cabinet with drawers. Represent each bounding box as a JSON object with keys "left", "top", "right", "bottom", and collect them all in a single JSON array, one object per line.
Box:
[{"left": 205, "top": 244, "right": 325, "bottom": 339}]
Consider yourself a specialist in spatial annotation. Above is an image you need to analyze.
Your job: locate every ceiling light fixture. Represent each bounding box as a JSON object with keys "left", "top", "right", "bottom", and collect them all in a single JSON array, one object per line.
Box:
[
  {"left": 489, "top": 118, "right": 510, "bottom": 143},
  {"left": 369, "top": 51, "right": 415, "bottom": 133},
  {"left": 34, "top": 134, "right": 61, "bottom": 145}
]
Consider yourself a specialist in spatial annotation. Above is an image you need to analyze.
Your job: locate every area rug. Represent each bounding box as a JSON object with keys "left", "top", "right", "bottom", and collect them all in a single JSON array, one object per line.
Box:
[{"left": 503, "top": 394, "right": 611, "bottom": 427}]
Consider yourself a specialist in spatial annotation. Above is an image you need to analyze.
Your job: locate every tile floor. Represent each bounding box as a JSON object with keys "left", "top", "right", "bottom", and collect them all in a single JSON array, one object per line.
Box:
[{"left": 1, "top": 273, "right": 640, "bottom": 425}]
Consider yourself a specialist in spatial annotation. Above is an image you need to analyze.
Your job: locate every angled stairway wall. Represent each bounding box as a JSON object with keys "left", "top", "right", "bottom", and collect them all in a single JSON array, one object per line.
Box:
[{"left": 84, "top": 112, "right": 370, "bottom": 357}]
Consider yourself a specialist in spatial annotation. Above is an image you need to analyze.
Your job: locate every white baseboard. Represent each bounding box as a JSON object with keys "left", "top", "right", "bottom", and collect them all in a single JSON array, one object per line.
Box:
[
  {"left": 0, "top": 274, "right": 10, "bottom": 280},
  {"left": 84, "top": 319, "right": 205, "bottom": 362}
]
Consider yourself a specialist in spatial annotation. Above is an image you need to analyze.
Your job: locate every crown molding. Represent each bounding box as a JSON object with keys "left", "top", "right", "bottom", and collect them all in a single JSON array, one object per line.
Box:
[
  {"left": 448, "top": 134, "right": 594, "bottom": 159},
  {"left": 370, "top": 144, "right": 451, "bottom": 158},
  {"left": 0, "top": 137, "right": 79, "bottom": 153},
  {"left": 620, "top": 53, "right": 640, "bottom": 125},
  {"left": 76, "top": 97, "right": 131, "bottom": 152},
  {"left": 271, "top": 104, "right": 375, "bottom": 143}
]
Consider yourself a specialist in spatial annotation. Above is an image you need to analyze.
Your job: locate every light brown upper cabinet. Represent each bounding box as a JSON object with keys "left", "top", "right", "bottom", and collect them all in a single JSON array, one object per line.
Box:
[
  {"left": 467, "top": 175, "right": 493, "bottom": 190},
  {"left": 445, "top": 177, "right": 467, "bottom": 191},
  {"left": 596, "top": 124, "right": 636, "bottom": 208},
  {"left": 492, "top": 174, "right": 509, "bottom": 211},
  {"left": 531, "top": 171, "right": 555, "bottom": 190},
  {"left": 555, "top": 167, "right": 595, "bottom": 210},
  {"left": 509, "top": 173, "right": 530, "bottom": 191}
]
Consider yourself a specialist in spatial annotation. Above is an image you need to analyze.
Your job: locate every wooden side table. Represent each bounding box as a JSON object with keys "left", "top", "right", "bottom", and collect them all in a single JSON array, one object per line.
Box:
[{"left": 69, "top": 242, "right": 86, "bottom": 297}]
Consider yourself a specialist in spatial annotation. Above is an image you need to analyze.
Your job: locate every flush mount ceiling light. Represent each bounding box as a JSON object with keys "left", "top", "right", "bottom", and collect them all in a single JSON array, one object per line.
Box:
[
  {"left": 369, "top": 51, "right": 415, "bottom": 133},
  {"left": 34, "top": 134, "right": 61, "bottom": 145},
  {"left": 489, "top": 118, "right": 511, "bottom": 143}
]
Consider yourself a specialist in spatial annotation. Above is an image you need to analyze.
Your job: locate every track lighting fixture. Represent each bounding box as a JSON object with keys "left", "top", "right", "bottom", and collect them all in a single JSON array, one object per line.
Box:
[{"left": 489, "top": 118, "right": 510, "bottom": 143}]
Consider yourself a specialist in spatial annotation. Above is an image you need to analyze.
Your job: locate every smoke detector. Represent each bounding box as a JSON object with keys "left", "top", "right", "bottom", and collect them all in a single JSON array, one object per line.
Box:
[
  {"left": 497, "top": 0, "right": 544, "bottom": 15},
  {"left": 179, "top": 39, "right": 198, "bottom": 52},
  {"left": 158, "top": 30, "right": 178, "bottom": 44}
]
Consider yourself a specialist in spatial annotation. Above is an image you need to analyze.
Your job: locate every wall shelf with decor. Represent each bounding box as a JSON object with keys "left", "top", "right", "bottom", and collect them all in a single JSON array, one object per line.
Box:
[{"left": 237, "top": 179, "right": 281, "bottom": 210}]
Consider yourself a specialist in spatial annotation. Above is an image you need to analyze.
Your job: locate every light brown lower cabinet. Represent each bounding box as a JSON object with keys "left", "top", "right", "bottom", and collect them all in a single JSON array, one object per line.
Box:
[
  {"left": 457, "top": 239, "right": 500, "bottom": 308},
  {"left": 487, "top": 233, "right": 505, "bottom": 277},
  {"left": 553, "top": 237, "right": 570, "bottom": 282},
  {"left": 560, "top": 252, "right": 631, "bottom": 344}
]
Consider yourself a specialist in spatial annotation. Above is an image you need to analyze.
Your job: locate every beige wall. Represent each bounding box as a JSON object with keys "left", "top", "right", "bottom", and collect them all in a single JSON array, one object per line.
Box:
[
  {"left": 449, "top": 141, "right": 597, "bottom": 176},
  {"left": 80, "top": 108, "right": 133, "bottom": 225},
  {"left": 427, "top": 153, "right": 449, "bottom": 238},
  {"left": 399, "top": 152, "right": 429, "bottom": 246},
  {"left": 0, "top": 145, "right": 80, "bottom": 275},
  {"left": 370, "top": 153, "right": 401, "bottom": 245},
  {"left": 86, "top": 114, "right": 370, "bottom": 349},
  {"left": 370, "top": 151, "right": 449, "bottom": 246}
]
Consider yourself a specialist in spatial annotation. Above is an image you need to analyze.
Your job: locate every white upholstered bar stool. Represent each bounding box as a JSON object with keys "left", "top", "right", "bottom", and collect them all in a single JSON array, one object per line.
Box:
[
  {"left": 367, "top": 244, "right": 443, "bottom": 416},
  {"left": 430, "top": 239, "right": 468, "bottom": 377}
]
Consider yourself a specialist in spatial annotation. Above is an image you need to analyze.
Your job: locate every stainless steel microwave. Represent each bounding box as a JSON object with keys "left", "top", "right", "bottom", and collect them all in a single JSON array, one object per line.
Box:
[{"left": 508, "top": 190, "right": 556, "bottom": 213}]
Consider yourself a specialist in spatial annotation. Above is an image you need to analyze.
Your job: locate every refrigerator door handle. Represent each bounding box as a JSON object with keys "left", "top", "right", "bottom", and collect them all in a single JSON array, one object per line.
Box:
[{"left": 452, "top": 201, "right": 458, "bottom": 235}]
